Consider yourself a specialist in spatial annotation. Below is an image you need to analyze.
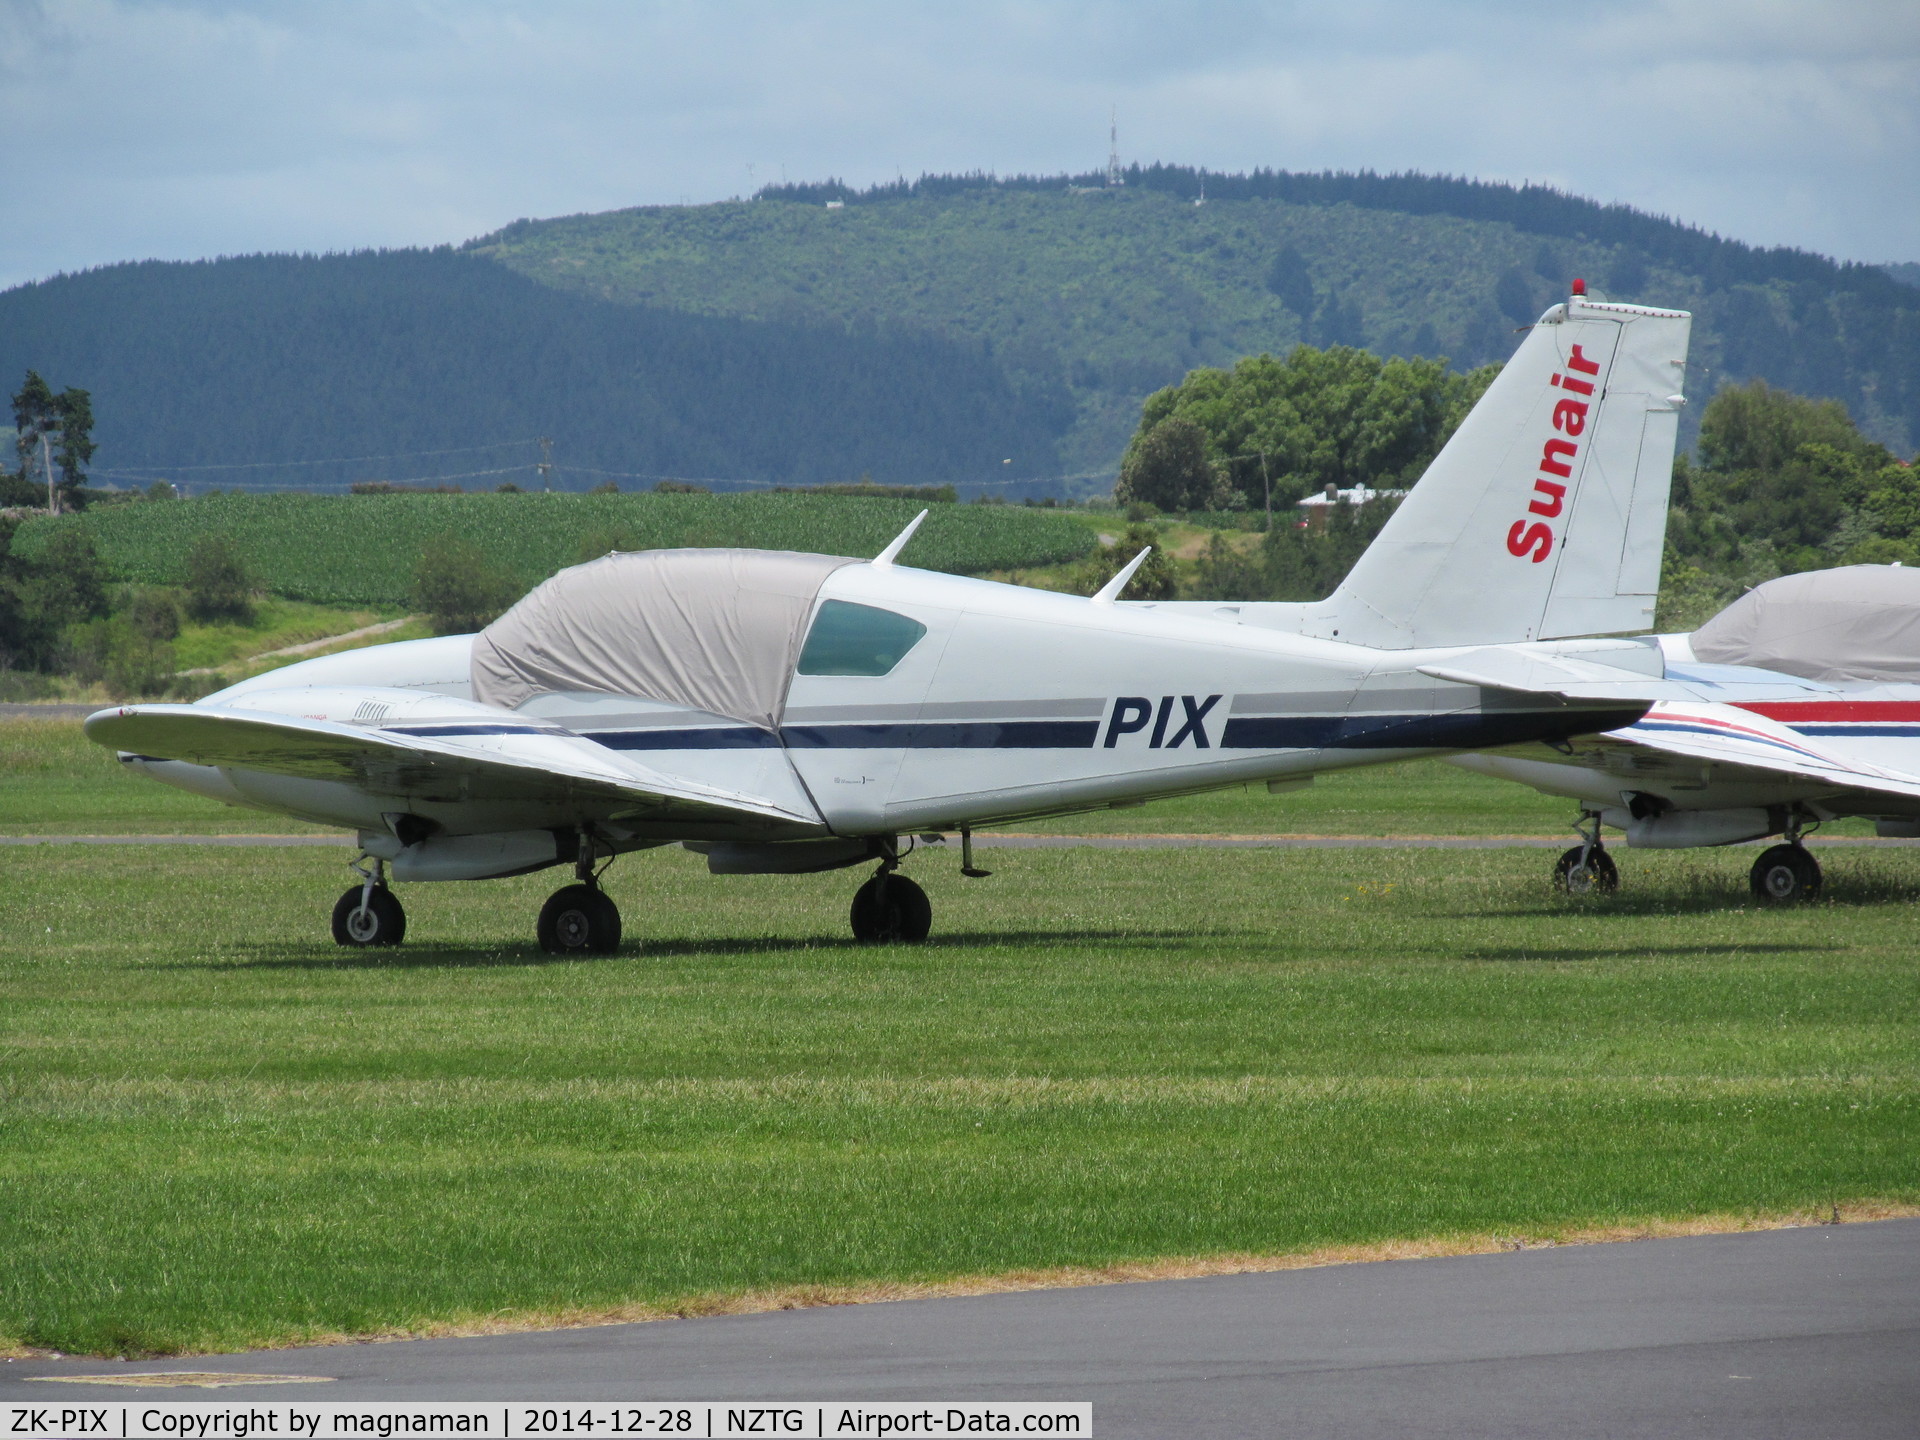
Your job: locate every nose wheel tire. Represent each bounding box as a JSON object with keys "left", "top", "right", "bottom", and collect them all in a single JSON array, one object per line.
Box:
[
  {"left": 850, "top": 871, "right": 932, "bottom": 944},
  {"left": 332, "top": 885, "right": 407, "bottom": 946},
  {"left": 1553, "top": 844, "right": 1619, "bottom": 895},
  {"left": 1750, "top": 844, "right": 1822, "bottom": 903},
  {"left": 538, "top": 884, "right": 622, "bottom": 954}
]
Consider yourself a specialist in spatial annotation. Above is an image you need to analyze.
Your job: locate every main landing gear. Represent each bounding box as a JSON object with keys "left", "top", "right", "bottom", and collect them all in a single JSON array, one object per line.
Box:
[
  {"left": 1553, "top": 811, "right": 1619, "bottom": 895},
  {"left": 850, "top": 866, "right": 932, "bottom": 943},
  {"left": 846, "top": 832, "right": 988, "bottom": 944},
  {"left": 332, "top": 831, "right": 626, "bottom": 953},
  {"left": 538, "top": 834, "right": 623, "bottom": 954},
  {"left": 1750, "top": 829, "right": 1822, "bottom": 904},
  {"left": 333, "top": 858, "right": 406, "bottom": 946}
]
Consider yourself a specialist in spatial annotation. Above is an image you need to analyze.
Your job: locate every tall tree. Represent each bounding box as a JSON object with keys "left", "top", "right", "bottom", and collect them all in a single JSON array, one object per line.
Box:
[
  {"left": 11, "top": 370, "right": 57, "bottom": 510},
  {"left": 10, "top": 370, "right": 95, "bottom": 512},
  {"left": 53, "top": 386, "right": 96, "bottom": 503},
  {"left": 1115, "top": 416, "right": 1224, "bottom": 513},
  {"left": 1127, "top": 344, "right": 1499, "bottom": 509}
]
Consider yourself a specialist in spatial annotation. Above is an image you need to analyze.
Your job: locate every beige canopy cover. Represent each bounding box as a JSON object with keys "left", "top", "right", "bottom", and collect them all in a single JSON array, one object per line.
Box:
[
  {"left": 1690, "top": 564, "right": 1920, "bottom": 684},
  {"left": 471, "top": 548, "right": 858, "bottom": 728}
]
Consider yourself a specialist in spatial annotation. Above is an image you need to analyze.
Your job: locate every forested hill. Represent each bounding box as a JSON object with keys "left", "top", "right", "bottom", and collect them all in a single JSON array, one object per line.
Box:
[
  {"left": 5, "top": 168, "right": 1913, "bottom": 496},
  {"left": 476, "top": 167, "right": 1920, "bottom": 469},
  {"left": 0, "top": 249, "right": 1070, "bottom": 492}
]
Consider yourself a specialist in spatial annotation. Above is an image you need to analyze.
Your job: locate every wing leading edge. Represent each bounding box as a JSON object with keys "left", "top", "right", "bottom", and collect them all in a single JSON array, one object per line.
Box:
[
  {"left": 1604, "top": 703, "right": 1920, "bottom": 803},
  {"left": 85, "top": 702, "right": 820, "bottom": 829}
]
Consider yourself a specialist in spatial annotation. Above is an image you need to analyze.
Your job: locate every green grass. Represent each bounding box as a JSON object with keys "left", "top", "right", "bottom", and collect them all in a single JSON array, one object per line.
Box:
[
  {"left": 170, "top": 599, "right": 397, "bottom": 673},
  {"left": 0, "top": 722, "right": 329, "bottom": 835},
  {"left": 14, "top": 494, "right": 1097, "bottom": 607},
  {"left": 3, "top": 841, "right": 1916, "bottom": 1356}
]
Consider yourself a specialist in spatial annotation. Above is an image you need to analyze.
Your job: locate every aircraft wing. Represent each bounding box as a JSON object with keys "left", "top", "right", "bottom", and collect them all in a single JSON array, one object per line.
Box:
[
  {"left": 1593, "top": 703, "right": 1920, "bottom": 803},
  {"left": 85, "top": 703, "right": 818, "bottom": 827}
]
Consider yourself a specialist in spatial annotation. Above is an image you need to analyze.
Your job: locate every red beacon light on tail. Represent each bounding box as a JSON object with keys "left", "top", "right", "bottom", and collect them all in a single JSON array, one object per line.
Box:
[{"left": 1571, "top": 278, "right": 1587, "bottom": 297}]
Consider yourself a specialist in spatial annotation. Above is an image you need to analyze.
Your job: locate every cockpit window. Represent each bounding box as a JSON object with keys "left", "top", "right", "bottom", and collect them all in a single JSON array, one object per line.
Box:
[{"left": 797, "top": 600, "right": 928, "bottom": 677}]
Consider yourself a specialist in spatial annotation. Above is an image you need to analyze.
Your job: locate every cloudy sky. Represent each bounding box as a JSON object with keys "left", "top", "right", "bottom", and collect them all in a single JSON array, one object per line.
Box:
[{"left": 1, "top": 0, "right": 1914, "bottom": 291}]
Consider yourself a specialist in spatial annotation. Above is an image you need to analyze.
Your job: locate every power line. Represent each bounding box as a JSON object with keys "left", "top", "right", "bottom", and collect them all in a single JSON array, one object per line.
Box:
[
  {"left": 92, "top": 439, "right": 542, "bottom": 474},
  {"left": 556, "top": 463, "right": 1118, "bottom": 490}
]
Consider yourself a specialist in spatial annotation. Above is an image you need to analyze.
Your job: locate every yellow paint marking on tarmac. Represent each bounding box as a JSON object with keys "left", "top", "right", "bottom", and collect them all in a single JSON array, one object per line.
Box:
[{"left": 29, "top": 1372, "right": 333, "bottom": 1388}]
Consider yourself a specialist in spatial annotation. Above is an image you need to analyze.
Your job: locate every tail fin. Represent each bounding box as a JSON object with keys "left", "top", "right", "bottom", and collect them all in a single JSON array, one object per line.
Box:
[{"left": 1307, "top": 293, "right": 1692, "bottom": 649}]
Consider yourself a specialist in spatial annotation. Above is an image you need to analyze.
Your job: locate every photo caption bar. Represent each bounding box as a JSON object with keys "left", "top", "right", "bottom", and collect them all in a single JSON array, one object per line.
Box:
[{"left": 3, "top": 1403, "right": 1090, "bottom": 1439}]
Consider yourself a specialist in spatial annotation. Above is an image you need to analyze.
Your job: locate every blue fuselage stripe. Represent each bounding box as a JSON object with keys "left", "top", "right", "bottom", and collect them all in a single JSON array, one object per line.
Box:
[
  {"left": 384, "top": 723, "right": 550, "bottom": 737},
  {"left": 1788, "top": 724, "right": 1920, "bottom": 737},
  {"left": 592, "top": 728, "right": 784, "bottom": 751},
  {"left": 576, "top": 709, "right": 1642, "bottom": 754},
  {"left": 784, "top": 721, "right": 1103, "bottom": 749}
]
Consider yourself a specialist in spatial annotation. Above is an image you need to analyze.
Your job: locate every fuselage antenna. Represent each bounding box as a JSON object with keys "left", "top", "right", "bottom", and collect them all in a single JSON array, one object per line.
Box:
[{"left": 872, "top": 509, "right": 930, "bottom": 567}]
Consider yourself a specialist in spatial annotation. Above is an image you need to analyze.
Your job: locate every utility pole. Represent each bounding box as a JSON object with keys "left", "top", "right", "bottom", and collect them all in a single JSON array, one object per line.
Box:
[
  {"left": 1259, "top": 451, "right": 1271, "bottom": 532},
  {"left": 41, "top": 432, "right": 56, "bottom": 515},
  {"left": 538, "top": 436, "right": 553, "bottom": 492}
]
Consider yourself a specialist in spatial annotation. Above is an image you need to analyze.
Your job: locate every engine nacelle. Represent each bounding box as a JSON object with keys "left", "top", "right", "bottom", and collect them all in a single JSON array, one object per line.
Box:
[
  {"left": 1624, "top": 808, "right": 1781, "bottom": 849},
  {"left": 359, "top": 828, "right": 562, "bottom": 881},
  {"left": 687, "top": 837, "right": 881, "bottom": 874}
]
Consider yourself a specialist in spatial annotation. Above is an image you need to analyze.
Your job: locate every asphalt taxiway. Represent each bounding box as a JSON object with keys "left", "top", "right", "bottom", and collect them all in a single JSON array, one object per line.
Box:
[{"left": 7, "top": 1218, "right": 1916, "bottom": 1438}]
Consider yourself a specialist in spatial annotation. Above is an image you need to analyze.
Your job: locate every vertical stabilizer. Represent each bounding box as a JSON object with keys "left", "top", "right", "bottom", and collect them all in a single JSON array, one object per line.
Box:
[{"left": 1306, "top": 293, "right": 1691, "bottom": 649}]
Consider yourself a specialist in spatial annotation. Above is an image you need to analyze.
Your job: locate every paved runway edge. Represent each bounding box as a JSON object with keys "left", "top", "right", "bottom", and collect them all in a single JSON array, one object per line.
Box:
[{"left": 5, "top": 1216, "right": 1918, "bottom": 1440}]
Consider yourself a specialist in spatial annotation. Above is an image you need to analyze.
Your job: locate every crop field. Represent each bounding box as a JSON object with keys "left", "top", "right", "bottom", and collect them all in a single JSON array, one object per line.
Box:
[
  {"left": 13, "top": 493, "right": 1098, "bottom": 606},
  {"left": 3, "top": 839, "right": 1917, "bottom": 1358}
]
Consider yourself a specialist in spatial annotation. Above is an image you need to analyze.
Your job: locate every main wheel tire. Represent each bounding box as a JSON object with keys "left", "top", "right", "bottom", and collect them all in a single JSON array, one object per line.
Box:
[
  {"left": 331, "top": 885, "right": 407, "bottom": 946},
  {"left": 537, "top": 884, "right": 622, "bottom": 954},
  {"left": 1553, "top": 844, "right": 1620, "bottom": 895},
  {"left": 850, "top": 872, "right": 932, "bottom": 943},
  {"left": 1750, "top": 844, "right": 1822, "bottom": 903}
]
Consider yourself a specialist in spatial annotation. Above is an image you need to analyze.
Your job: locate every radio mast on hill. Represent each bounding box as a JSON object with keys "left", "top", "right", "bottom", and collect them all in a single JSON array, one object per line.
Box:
[{"left": 1106, "top": 108, "right": 1124, "bottom": 188}]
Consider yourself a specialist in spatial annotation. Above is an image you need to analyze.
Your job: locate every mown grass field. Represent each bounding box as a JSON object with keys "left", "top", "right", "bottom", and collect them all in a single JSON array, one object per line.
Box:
[
  {"left": 12, "top": 493, "right": 1098, "bottom": 607},
  {"left": 4, "top": 830, "right": 1918, "bottom": 1357}
]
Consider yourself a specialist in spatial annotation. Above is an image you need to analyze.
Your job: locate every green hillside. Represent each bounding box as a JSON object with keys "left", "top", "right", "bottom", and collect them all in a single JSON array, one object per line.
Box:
[
  {"left": 474, "top": 171, "right": 1920, "bottom": 472},
  {"left": 0, "top": 250, "right": 1070, "bottom": 493},
  {"left": 4, "top": 168, "right": 1911, "bottom": 500},
  {"left": 11, "top": 492, "right": 1095, "bottom": 608}
]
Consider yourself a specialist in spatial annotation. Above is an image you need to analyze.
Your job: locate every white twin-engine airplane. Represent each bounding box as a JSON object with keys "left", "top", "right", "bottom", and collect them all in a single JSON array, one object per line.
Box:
[
  {"left": 1453, "top": 564, "right": 1920, "bottom": 903},
  {"left": 87, "top": 286, "right": 1695, "bottom": 952}
]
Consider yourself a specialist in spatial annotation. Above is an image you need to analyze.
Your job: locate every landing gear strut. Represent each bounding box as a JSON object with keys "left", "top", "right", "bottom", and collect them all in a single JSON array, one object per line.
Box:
[
  {"left": 1553, "top": 811, "right": 1619, "bottom": 895},
  {"left": 1751, "top": 817, "right": 1822, "bottom": 903},
  {"left": 850, "top": 842, "right": 931, "bottom": 943},
  {"left": 333, "top": 857, "right": 406, "bottom": 946},
  {"left": 538, "top": 830, "right": 623, "bottom": 954}
]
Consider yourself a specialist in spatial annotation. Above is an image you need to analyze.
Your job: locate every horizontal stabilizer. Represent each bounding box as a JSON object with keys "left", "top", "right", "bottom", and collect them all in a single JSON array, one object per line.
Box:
[{"left": 1418, "top": 644, "right": 1692, "bottom": 704}]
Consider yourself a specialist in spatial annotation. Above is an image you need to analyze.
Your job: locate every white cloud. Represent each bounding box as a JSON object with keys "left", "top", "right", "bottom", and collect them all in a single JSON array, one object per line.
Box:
[{"left": 0, "top": 0, "right": 1914, "bottom": 289}]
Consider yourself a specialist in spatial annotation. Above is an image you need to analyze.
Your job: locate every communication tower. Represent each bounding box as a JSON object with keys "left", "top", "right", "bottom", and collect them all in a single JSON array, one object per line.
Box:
[{"left": 1106, "top": 108, "right": 1124, "bottom": 188}]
